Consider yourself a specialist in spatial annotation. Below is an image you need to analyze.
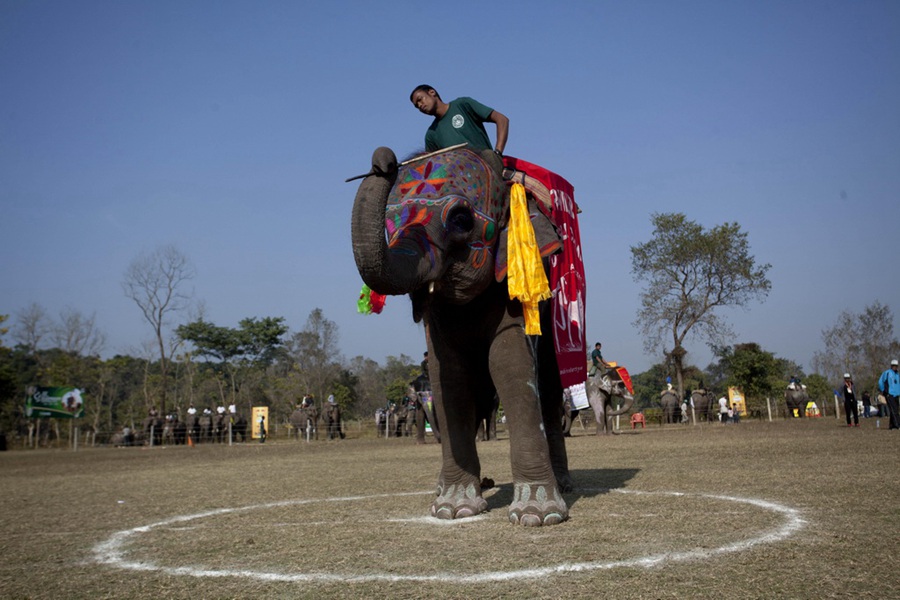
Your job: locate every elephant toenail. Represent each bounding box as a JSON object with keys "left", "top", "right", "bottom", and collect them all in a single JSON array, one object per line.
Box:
[
  {"left": 434, "top": 506, "right": 454, "bottom": 520},
  {"left": 520, "top": 514, "right": 542, "bottom": 527},
  {"left": 543, "top": 513, "right": 564, "bottom": 525}
]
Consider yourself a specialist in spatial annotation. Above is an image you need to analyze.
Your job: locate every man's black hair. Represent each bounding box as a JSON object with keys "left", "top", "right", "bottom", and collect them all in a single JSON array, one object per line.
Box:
[{"left": 410, "top": 84, "right": 440, "bottom": 102}]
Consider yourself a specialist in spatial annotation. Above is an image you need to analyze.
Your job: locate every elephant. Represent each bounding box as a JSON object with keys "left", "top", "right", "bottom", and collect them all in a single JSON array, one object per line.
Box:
[
  {"left": 198, "top": 413, "right": 213, "bottom": 442},
  {"left": 660, "top": 389, "right": 681, "bottom": 424},
  {"left": 476, "top": 394, "right": 500, "bottom": 441},
  {"left": 374, "top": 407, "right": 392, "bottom": 437},
  {"left": 290, "top": 406, "right": 318, "bottom": 441},
  {"left": 691, "top": 389, "right": 714, "bottom": 423},
  {"left": 185, "top": 413, "right": 200, "bottom": 443},
  {"left": 562, "top": 370, "right": 634, "bottom": 435},
  {"left": 163, "top": 414, "right": 187, "bottom": 445},
  {"left": 785, "top": 387, "right": 809, "bottom": 418},
  {"left": 408, "top": 374, "right": 439, "bottom": 444},
  {"left": 393, "top": 402, "right": 412, "bottom": 437},
  {"left": 352, "top": 146, "right": 573, "bottom": 526},
  {"left": 324, "top": 402, "right": 344, "bottom": 440},
  {"left": 213, "top": 413, "right": 231, "bottom": 443},
  {"left": 230, "top": 413, "right": 248, "bottom": 442},
  {"left": 141, "top": 415, "right": 164, "bottom": 446},
  {"left": 212, "top": 412, "right": 248, "bottom": 443}
]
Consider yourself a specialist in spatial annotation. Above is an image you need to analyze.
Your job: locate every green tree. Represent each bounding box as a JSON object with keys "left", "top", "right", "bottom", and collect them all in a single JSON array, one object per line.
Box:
[
  {"left": 176, "top": 317, "right": 287, "bottom": 407},
  {"left": 631, "top": 213, "right": 772, "bottom": 402},
  {"left": 709, "top": 343, "right": 804, "bottom": 415}
]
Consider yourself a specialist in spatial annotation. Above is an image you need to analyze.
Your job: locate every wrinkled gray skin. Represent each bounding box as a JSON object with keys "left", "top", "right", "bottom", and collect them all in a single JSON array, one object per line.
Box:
[
  {"left": 352, "top": 146, "right": 570, "bottom": 526},
  {"left": 660, "top": 390, "right": 681, "bottom": 424},
  {"left": 290, "top": 407, "right": 318, "bottom": 441},
  {"left": 564, "top": 373, "right": 635, "bottom": 435},
  {"left": 691, "top": 389, "right": 713, "bottom": 423},
  {"left": 785, "top": 388, "right": 809, "bottom": 417},
  {"left": 585, "top": 372, "right": 635, "bottom": 434}
]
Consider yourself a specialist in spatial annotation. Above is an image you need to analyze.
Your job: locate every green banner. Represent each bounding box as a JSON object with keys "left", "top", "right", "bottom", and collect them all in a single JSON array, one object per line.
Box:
[{"left": 25, "top": 387, "right": 84, "bottom": 419}]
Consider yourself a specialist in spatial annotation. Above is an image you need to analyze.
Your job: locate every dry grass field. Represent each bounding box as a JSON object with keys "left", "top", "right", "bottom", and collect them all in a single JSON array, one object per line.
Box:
[{"left": 1, "top": 416, "right": 897, "bottom": 600}]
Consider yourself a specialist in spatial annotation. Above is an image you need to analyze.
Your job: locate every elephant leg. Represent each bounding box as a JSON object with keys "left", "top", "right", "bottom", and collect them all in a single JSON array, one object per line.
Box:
[
  {"left": 428, "top": 342, "right": 486, "bottom": 521},
  {"left": 415, "top": 407, "right": 426, "bottom": 443},
  {"left": 491, "top": 316, "right": 568, "bottom": 526},
  {"left": 534, "top": 326, "right": 572, "bottom": 493},
  {"left": 592, "top": 400, "right": 609, "bottom": 435}
]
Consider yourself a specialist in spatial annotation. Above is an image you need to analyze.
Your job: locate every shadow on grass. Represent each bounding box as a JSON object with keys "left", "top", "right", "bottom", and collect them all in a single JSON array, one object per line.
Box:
[{"left": 483, "top": 468, "right": 640, "bottom": 511}]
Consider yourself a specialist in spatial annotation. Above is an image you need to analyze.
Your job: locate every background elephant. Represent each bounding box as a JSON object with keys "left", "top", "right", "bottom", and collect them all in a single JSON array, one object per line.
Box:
[
  {"left": 324, "top": 402, "right": 344, "bottom": 440},
  {"left": 230, "top": 413, "right": 248, "bottom": 442},
  {"left": 198, "top": 413, "right": 213, "bottom": 442},
  {"left": 785, "top": 388, "right": 809, "bottom": 418},
  {"left": 691, "top": 389, "right": 713, "bottom": 423},
  {"left": 476, "top": 394, "right": 500, "bottom": 441},
  {"left": 563, "top": 370, "right": 634, "bottom": 436},
  {"left": 141, "top": 415, "right": 164, "bottom": 446},
  {"left": 352, "top": 146, "right": 571, "bottom": 526},
  {"left": 290, "top": 406, "right": 318, "bottom": 441},
  {"left": 393, "top": 402, "right": 411, "bottom": 437},
  {"left": 185, "top": 414, "right": 200, "bottom": 443},
  {"left": 660, "top": 389, "right": 681, "bottom": 424},
  {"left": 213, "top": 413, "right": 230, "bottom": 443},
  {"left": 163, "top": 414, "right": 187, "bottom": 445},
  {"left": 408, "top": 374, "right": 439, "bottom": 444},
  {"left": 586, "top": 369, "right": 635, "bottom": 434}
]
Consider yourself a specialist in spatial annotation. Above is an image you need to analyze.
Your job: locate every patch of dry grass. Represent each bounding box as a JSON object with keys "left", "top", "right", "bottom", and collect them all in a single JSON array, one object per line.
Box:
[{"left": 0, "top": 418, "right": 897, "bottom": 599}]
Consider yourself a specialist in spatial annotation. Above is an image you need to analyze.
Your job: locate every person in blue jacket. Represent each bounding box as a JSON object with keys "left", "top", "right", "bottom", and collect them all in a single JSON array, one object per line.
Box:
[{"left": 877, "top": 359, "right": 900, "bottom": 430}]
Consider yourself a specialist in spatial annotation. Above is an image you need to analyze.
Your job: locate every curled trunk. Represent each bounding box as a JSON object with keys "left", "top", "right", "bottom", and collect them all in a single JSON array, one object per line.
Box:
[{"left": 351, "top": 147, "right": 431, "bottom": 296}]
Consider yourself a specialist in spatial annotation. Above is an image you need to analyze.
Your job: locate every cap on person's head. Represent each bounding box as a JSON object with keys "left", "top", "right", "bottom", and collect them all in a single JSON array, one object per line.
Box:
[
  {"left": 892, "top": 359, "right": 899, "bottom": 366},
  {"left": 843, "top": 373, "right": 851, "bottom": 379}
]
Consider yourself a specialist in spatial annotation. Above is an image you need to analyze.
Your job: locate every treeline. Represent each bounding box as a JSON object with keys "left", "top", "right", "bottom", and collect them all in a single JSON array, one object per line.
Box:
[{"left": 0, "top": 309, "right": 423, "bottom": 445}]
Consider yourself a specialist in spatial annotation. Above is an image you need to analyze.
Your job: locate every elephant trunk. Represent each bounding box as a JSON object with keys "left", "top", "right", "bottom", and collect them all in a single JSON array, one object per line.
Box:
[
  {"left": 351, "top": 147, "right": 431, "bottom": 295},
  {"left": 606, "top": 391, "right": 635, "bottom": 417}
]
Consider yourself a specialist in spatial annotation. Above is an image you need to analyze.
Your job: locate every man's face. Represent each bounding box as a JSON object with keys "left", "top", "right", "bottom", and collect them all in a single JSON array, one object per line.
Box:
[{"left": 411, "top": 89, "right": 438, "bottom": 115}]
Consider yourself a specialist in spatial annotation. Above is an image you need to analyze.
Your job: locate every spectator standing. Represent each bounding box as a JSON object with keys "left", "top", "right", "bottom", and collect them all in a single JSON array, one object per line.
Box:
[
  {"left": 877, "top": 359, "right": 900, "bottom": 430},
  {"left": 841, "top": 374, "right": 859, "bottom": 427},
  {"left": 862, "top": 391, "right": 872, "bottom": 418},
  {"left": 718, "top": 395, "right": 729, "bottom": 423}
]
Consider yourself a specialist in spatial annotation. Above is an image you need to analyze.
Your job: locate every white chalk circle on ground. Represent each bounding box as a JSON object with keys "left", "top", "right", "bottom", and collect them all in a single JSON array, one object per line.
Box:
[{"left": 92, "top": 488, "right": 806, "bottom": 584}]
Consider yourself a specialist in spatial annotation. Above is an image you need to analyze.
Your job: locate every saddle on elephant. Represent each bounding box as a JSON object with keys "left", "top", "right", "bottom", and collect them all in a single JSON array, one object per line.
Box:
[{"left": 501, "top": 155, "right": 587, "bottom": 392}]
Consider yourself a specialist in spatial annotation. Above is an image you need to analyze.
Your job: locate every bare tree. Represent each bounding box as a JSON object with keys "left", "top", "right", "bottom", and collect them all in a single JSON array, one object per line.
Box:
[
  {"left": 13, "top": 302, "right": 50, "bottom": 352},
  {"left": 285, "top": 308, "right": 343, "bottom": 406},
  {"left": 631, "top": 213, "right": 771, "bottom": 401},
  {"left": 51, "top": 307, "right": 106, "bottom": 356},
  {"left": 812, "top": 301, "right": 899, "bottom": 391},
  {"left": 122, "top": 245, "right": 194, "bottom": 413}
]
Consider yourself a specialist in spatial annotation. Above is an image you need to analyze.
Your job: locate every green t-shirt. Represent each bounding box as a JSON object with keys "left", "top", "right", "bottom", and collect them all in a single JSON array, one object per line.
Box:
[{"left": 425, "top": 97, "right": 494, "bottom": 152}]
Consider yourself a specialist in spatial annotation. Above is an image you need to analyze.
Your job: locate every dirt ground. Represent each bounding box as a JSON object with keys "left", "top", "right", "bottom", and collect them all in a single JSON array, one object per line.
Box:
[{"left": 0, "top": 416, "right": 897, "bottom": 599}]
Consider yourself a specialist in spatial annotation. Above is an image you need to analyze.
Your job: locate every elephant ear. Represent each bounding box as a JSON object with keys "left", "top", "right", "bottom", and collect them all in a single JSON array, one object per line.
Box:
[{"left": 495, "top": 194, "right": 562, "bottom": 282}]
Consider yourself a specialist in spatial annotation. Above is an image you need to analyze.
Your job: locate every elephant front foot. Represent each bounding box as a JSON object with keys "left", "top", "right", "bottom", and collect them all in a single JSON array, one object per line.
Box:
[
  {"left": 508, "top": 482, "right": 569, "bottom": 527},
  {"left": 431, "top": 481, "right": 488, "bottom": 520}
]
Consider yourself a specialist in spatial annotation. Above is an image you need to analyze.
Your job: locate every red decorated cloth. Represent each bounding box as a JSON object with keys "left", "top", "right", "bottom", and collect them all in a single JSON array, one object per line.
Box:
[{"left": 503, "top": 156, "right": 587, "bottom": 389}]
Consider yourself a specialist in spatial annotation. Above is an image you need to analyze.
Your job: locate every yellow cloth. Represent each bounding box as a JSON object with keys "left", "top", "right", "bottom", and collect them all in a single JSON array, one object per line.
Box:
[{"left": 507, "top": 183, "right": 551, "bottom": 335}]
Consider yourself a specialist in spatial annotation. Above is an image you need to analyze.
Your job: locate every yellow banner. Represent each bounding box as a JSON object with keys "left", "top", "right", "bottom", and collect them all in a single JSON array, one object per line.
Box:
[
  {"left": 251, "top": 406, "right": 269, "bottom": 440},
  {"left": 727, "top": 387, "right": 746, "bottom": 415}
]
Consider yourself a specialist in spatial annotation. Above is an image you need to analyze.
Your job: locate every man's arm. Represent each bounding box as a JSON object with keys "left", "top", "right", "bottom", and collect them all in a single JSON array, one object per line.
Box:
[{"left": 487, "top": 110, "right": 509, "bottom": 154}]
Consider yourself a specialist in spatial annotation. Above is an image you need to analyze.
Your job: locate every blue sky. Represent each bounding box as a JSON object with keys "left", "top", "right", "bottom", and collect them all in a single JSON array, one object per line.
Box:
[{"left": 2, "top": 0, "right": 899, "bottom": 375}]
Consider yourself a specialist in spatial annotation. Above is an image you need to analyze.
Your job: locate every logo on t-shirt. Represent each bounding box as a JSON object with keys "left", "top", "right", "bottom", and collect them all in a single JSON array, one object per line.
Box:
[{"left": 451, "top": 114, "right": 465, "bottom": 128}]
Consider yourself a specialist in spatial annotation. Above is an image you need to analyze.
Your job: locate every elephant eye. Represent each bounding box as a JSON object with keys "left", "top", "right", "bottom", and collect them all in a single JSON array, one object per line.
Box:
[{"left": 446, "top": 205, "right": 475, "bottom": 237}]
